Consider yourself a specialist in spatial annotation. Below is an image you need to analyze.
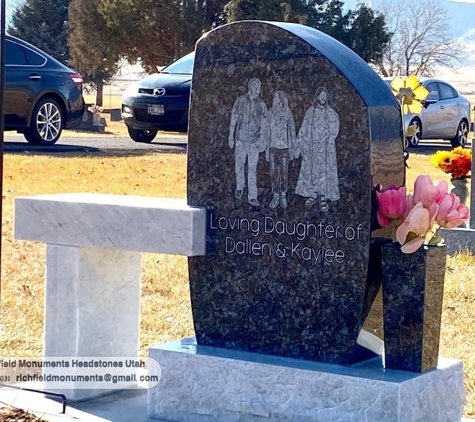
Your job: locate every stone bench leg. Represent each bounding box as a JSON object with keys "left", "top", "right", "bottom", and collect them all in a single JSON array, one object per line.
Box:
[{"left": 43, "top": 245, "right": 141, "bottom": 400}]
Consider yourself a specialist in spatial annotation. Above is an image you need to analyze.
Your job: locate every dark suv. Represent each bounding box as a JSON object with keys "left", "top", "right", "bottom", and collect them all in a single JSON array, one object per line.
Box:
[
  {"left": 121, "top": 52, "right": 193, "bottom": 143},
  {"left": 5, "top": 35, "right": 85, "bottom": 145}
]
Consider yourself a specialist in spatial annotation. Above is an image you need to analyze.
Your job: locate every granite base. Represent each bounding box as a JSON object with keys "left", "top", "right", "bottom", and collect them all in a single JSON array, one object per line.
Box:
[
  {"left": 148, "top": 338, "right": 465, "bottom": 422},
  {"left": 439, "top": 227, "right": 475, "bottom": 255}
]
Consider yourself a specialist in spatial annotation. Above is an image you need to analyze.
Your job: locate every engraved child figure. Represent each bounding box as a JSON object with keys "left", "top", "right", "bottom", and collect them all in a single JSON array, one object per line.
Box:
[
  {"left": 228, "top": 78, "right": 268, "bottom": 207},
  {"left": 264, "top": 91, "right": 296, "bottom": 209},
  {"left": 294, "top": 87, "right": 340, "bottom": 211}
]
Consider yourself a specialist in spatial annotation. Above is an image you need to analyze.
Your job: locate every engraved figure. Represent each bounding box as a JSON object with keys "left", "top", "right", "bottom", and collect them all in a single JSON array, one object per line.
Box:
[
  {"left": 264, "top": 91, "right": 296, "bottom": 209},
  {"left": 295, "top": 87, "right": 340, "bottom": 210},
  {"left": 229, "top": 78, "right": 268, "bottom": 207}
]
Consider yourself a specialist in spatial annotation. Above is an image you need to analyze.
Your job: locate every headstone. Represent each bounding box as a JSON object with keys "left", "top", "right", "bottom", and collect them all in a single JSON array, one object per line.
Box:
[
  {"left": 440, "top": 130, "right": 475, "bottom": 253},
  {"left": 110, "top": 108, "right": 122, "bottom": 121},
  {"left": 186, "top": 21, "right": 405, "bottom": 365}
]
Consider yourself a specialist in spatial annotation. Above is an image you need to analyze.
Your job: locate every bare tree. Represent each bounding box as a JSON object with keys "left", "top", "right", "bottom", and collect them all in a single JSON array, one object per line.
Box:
[{"left": 374, "top": 0, "right": 465, "bottom": 76}]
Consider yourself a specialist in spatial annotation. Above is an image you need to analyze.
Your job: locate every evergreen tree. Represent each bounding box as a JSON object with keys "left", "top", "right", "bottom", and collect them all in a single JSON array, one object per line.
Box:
[
  {"left": 69, "top": 0, "right": 120, "bottom": 105},
  {"left": 336, "top": 5, "right": 390, "bottom": 65},
  {"left": 8, "top": 0, "right": 70, "bottom": 64},
  {"left": 225, "top": 0, "right": 390, "bottom": 65},
  {"left": 98, "top": 0, "right": 228, "bottom": 71}
]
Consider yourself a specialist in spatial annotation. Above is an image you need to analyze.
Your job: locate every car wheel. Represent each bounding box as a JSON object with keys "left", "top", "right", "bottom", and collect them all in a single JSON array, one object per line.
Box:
[
  {"left": 450, "top": 120, "right": 469, "bottom": 148},
  {"left": 405, "top": 118, "right": 421, "bottom": 147},
  {"left": 127, "top": 127, "right": 158, "bottom": 143},
  {"left": 24, "top": 98, "right": 63, "bottom": 146}
]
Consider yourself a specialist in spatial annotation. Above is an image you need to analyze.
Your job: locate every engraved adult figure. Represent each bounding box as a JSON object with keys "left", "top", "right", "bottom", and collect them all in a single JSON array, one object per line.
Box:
[
  {"left": 295, "top": 87, "right": 340, "bottom": 210},
  {"left": 229, "top": 78, "right": 267, "bottom": 207},
  {"left": 264, "top": 91, "right": 296, "bottom": 209}
]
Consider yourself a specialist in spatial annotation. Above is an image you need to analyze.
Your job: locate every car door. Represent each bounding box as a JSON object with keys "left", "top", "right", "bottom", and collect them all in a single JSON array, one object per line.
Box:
[
  {"left": 5, "top": 39, "right": 45, "bottom": 127},
  {"left": 419, "top": 82, "right": 440, "bottom": 139},
  {"left": 434, "top": 82, "right": 459, "bottom": 138}
]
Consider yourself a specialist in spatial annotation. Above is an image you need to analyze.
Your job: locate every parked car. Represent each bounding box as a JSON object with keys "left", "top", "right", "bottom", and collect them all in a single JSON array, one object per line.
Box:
[
  {"left": 121, "top": 52, "right": 193, "bottom": 143},
  {"left": 383, "top": 77, "right": 471, "bottom": 147},
  {"left": 4, "top": 34, "right": 85, "bottom": 146}
]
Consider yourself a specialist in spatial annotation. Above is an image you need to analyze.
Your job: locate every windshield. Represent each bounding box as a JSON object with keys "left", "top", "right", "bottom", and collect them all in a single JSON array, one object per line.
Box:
[{"left": 161, "top": 52, "right": 195, "bottom": 75}]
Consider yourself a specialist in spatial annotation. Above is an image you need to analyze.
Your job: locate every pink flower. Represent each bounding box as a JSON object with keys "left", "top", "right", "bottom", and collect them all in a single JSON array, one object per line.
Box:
[
  {"left": 375, "top": 174, "right": 468, "bottom": 254},
  {"left": 435, "top": 180, "right": 449, "bottom": 204},
  {"left": 439, "top": 203, "right": 470, "bottom": 228},
  {"left": 396, "top": 202, "right": 439, "bottom": 254},
  {"left": 413, "top": 175, "right": 441, "bottom": 208},
  {"left": 436, "top": 193, "right": 460, "bottom": 224},
  {"left": 376, "top": 185, "right": 407, "bottom": 227}
]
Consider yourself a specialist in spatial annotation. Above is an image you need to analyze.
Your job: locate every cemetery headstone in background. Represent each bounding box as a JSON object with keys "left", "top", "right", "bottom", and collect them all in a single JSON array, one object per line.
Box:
[{"left": 186, "top": 21, "right": 405, "bottom": 365}]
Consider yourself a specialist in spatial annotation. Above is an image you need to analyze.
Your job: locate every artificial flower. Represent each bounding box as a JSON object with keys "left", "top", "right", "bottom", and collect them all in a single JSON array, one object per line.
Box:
[
  {"left": 87, "top": 105, "right": 103, "bottom": 115},
  {"left": 438, "top": 201, "right": 469, "bottom": 229},
  {"left": 413, "top": 175, "right": 444, "bottom": 208},
  {"left": 390, "top": 75, "right": 429, "bottom": 115},
  {"left": 376, "top": 185, "right": 408, "bottom": 227},
  {"left": 431, "top": 147, "right": 471, "bottom": 180},
  {"left": 375, "top": 175, "right": 469, "bottom": 254},
  {"left": 396, "top": 203, "right": 433, "bottom": 254}
]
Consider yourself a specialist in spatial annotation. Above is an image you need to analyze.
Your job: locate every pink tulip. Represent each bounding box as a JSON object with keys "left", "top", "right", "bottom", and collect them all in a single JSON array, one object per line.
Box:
[
  {"left": 376, "top": 186, "right": 407, "bottom": 227},
  {"left": 413, "top": 175, "right": 440, "bottom": 208},
  {"left": 396, "top": 202, "right": 439, "bottom": 254},
  {"left": 396, "top": 203, "right": 429, "bottom": 243},
  {"left": 436, "top": 193, "right": 460, "bottom": 224},
  {"left": 435, "top": 180, "right": 450, "bottom": 203},
  {"left": 439, "top": 203, "right": 470, "bottom": 228},
  {"left": 401, "top": 236, "right": 426, "bottom": 254}
]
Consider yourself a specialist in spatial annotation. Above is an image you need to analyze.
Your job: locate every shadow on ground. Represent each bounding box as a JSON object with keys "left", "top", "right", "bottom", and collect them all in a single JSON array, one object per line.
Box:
[
  {"left": 407, "top": 141, "right": 471, "bottom": 156},
  {"left": 3, "top": 142, "right": 187, "bottom": 157}
]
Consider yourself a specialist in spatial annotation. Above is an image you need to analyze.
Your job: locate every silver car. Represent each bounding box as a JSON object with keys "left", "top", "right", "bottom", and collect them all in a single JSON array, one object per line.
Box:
[{"left": 383, "top": 77, "right": 471, "bottom": 147}]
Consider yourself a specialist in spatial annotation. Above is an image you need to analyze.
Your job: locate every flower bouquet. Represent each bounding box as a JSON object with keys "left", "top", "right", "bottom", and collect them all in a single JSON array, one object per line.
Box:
[
  {"left": 375, "top": 175, "right": 469, "bottom": 254},
  {"left": 87, "top": 104, "right": 103, "bottom": 126},
  {"left": 87, "top": 105, "right": 103, "bottom": 115},
  {"left": 430, "top": 147, "right": 471, "bottom": 180}
]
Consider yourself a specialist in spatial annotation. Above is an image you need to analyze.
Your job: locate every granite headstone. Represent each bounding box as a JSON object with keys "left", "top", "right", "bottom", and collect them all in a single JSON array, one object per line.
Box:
[{"left": 187, "top": 21, "right": 405, "bottom": 364}]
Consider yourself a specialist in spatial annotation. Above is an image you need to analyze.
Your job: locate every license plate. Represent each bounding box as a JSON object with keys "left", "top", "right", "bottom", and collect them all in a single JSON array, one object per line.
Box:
[{"left": 147, "top": 104, "right": 164, "bottom": 115}]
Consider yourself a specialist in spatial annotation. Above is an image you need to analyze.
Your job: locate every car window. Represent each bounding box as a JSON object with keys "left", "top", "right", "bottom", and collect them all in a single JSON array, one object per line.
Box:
[
  {"left": 161, "top": 52, "right": 194, "bottom": 75},
  {"left": 6, "top": 40, "right": 27, "bottom": 65},
  {"left": 438, "top": 83, "right": 457, "bottom": 100},
  {"left": 424, "top": 82, "right": 439, "bottom": 100},
  {"left": 24, "top": 47, "right": 46, "bottom": 66}
]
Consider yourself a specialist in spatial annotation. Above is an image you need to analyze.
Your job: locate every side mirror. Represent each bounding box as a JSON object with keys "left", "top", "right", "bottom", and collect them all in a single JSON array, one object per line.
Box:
[{"left": 423, "top": 94, "right": 438, "bottom": 108}]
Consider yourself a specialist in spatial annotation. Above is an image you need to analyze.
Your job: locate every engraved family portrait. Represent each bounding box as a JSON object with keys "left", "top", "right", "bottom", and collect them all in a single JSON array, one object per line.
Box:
[
  {"left": 228, "top": 80, "right": 340, "bottom": 211},
  {"left": 263, "top": 91, "right": 296, "bottom": 210},
  {"left": 228, "top": 78, "right": 268, "bottom": 207}
]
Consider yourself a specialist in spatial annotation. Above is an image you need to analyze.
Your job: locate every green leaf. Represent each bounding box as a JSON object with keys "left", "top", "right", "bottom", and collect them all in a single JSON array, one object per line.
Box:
[
  {"left": 405, "top": 231, "right": 419, "bottom": 243},
  {"left": 428, "top": 235, "right": 444, "bottom": 246}
]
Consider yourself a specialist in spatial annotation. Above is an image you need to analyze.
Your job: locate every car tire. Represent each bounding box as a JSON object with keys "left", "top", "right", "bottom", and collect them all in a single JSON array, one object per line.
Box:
[
  {"left": 24, "top": 98, "right": 63, "bottom": 146},
  {"left": 450, "top": 120, "right": 469, "bottom": 148},
  {"left": 127, "top": 127, "right": 158, "bottom": 143},
  {"left": 405, "top": 118, "right": 421, "bottom": 147}
]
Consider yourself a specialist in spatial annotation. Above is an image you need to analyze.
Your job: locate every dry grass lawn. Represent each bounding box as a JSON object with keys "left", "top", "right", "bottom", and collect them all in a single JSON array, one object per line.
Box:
[
  {"left": 1, "top": 149, "right": 475, "bottom": 416},
  {"left": 0, "top": 407, "right": 48, "bottom": 421}
]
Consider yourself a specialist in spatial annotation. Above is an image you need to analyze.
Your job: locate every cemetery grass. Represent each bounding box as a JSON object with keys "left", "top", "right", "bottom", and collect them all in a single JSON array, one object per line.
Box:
[{"left": 1, "top": 152, "right": 475, "bottom": 417}]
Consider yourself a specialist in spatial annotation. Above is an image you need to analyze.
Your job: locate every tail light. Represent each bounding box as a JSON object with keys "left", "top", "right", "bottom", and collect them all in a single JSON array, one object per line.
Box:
[{"left": 70, "top": 73, "right": 83, "bottom": 91}]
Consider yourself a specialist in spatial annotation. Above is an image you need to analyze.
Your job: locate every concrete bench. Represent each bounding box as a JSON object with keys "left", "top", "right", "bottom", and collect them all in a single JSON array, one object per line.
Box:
[{"left": 14, "top": 193, "right": 206, "bottom": 400}]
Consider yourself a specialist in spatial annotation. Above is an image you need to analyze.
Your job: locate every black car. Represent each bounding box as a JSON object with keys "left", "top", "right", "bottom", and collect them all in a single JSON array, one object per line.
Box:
[
  {"left": 4, "top": 34, "right": 85, "bottom": 146},
  {"left": 121, "top": 52, "right": 193, "bottom": 143}
]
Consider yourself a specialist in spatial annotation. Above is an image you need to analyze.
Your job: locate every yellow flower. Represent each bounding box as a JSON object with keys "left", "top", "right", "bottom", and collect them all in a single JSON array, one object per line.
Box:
[
  {"left": 431, "top": 147, "right": 472, "bottom": 179},
  {"left": 430, "top": 150, "right": 453, "bottom": 172},
  {"left": 390, "top": 75, "right": 429, "bottom": 115}
]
